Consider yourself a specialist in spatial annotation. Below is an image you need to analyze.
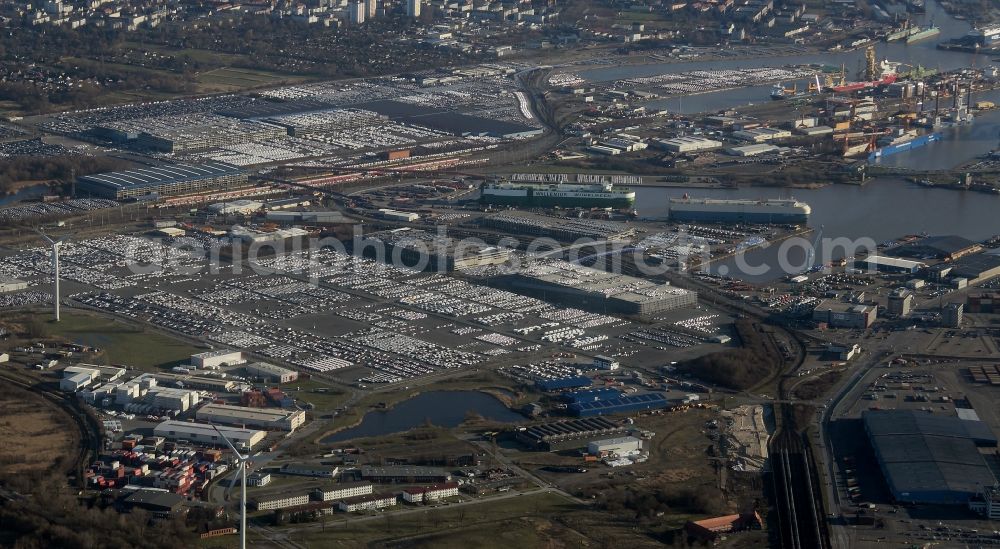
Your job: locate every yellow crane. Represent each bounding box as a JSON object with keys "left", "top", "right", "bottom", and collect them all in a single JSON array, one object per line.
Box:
[{"left": 865, "top": 45, "right": 878, "bottom": 81}]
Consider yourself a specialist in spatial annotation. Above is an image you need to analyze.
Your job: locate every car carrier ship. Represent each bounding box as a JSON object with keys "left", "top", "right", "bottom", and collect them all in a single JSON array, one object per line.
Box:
[
  {"left": 669, "top": 196, "right": 811, "bottom": 224},
  {"left": 479, "top": 178, "right": 636, "bottom": 208},
  {"left": 939, "top": 25, "right": 1000, "bottom": 52}
]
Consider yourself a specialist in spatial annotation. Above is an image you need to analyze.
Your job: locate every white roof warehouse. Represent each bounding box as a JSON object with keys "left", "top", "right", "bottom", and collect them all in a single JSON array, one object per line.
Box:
[
  {"left": 154, "top": 420, "right": 267, "bottom": 450},
  {"left": 195, "top": 403, "right": 306, "bottom": 432}
]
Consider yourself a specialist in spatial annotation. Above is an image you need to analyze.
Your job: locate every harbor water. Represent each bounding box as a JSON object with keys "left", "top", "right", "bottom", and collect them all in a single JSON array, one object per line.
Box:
[
  {"left": 635, "top": 179, "right": 1000, "bottom": 282},
  {"left": 322, "top": 390, "right": 523, "bottom": 443},
  {"left": 869, "top": 86, "right": 1000, "bottom": 170}
]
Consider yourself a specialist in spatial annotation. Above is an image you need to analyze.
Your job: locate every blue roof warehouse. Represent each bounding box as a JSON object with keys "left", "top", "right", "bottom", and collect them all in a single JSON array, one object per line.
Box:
[
  {"left": 864, "top": 409, "right": 998, "bottom": 505},
  {"left": 569, "top": 392, "right": 670, "bottom": 417}
]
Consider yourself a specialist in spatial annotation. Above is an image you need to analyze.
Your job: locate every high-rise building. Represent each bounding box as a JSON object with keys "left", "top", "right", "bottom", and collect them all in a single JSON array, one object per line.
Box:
[
  {"left": 365, "top": 0, "right": 377, "bottom": 18},
  {"left": 406, "top": 0, "right": 421, "bottom": 18},
  {"left": 350, "top": 1, "right": 365, "bottom": 23},
  {"left": 943, "top": 302, "right": 964, "bottom": 328},
  {"left": 887, "top": 288, "right": 913, "bottom": 317}
]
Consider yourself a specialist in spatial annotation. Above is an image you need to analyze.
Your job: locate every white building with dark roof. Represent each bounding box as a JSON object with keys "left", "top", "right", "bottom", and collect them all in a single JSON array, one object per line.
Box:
[
  {"left": 192, "top": 350, "right": 245, "bottom": 369},
  {"left": 245, "top": 362, "right": 298, "bottom": 383}
]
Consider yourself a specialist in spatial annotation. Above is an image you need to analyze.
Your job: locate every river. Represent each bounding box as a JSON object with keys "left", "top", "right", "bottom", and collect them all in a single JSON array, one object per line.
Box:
[
  {"left": 635, "top": 179, "right": 1000, "bottom": 282},
  {"left": 0, "top": 183, "right": 50, "bottom": 207},
  {"left": 322, "top": 390, "right": 524, "bottom": 443},
  {"left": 578, "top": 0, "right": 975, "bottom": 86},
  {"left": 573, "top": 1, "right": 1000, "bottom": 170}
]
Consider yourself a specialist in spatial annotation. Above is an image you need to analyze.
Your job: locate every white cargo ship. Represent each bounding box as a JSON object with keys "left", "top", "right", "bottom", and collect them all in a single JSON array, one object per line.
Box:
[
  {"left": 480, "top": 180, "right": 636, "bottom": 208},
  {"left": 669, "top": 197, "right": 811, "bottom": 223}
]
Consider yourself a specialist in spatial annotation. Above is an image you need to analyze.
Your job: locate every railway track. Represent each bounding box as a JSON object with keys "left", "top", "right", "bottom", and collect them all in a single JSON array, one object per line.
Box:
[{"left": 769, "top": 425, "right": 828, "bottom": 549}]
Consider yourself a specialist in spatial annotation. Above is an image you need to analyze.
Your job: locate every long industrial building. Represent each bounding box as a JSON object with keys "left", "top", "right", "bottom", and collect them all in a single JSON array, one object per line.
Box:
[
  {"left": 195, "top": 403, "right": 306, "bottom": 432},
  {"left": 569, "top": 392, "right": 670, "bottom": 417},
  {"left": 516, "top": 417, "right": 629, "bottom": 451},
  {"left": 499, "top": 261, "right": 697, "bottom": 316},
  {"left": 864, "top": 410, "right": 998, "bottom": 504},
  {"left": 95, "top": 113, "right": 288, "bottom": 153},
  {"left": 153, "top": 420, "right": 267, "bottom": 450},
  {"left": 0, "top": 277, "right": 29, "bottom": 293},
  {"left": 812, "top": 300, "right": 877, "bottom": 329},
  {"left": 653, "top": 136, "right": 723, "bottom": 153},
  {"left": 263, "top": 108, "right": 387, "bottom": 137},
  {"left": 250, "top": 493, "right": 311, "bottom": 511},
  {"left": 77, "top": 161, "right": 247, "bottom": 200},
  {"left": 359, "top": 465, "right": 452, "bottom": 484},
  {"left": 854, "top": 255, "right": 925, "bottom": 274}
]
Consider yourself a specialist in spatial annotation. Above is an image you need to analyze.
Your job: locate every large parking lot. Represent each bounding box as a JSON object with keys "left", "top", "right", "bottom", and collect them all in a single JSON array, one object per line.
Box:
[
  {"left": 0, "top": 233, "right": 726, "bottom": 385},
  {"left": 28, "top": 66, "right": 541, "bottom": 172}
]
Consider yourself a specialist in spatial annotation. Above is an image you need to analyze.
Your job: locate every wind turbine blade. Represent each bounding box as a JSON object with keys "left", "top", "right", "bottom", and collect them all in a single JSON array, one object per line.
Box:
[
  {"left": 34, "top": 229, "right": 54, "bottom": 244},
  {"left": 228, "top": 468, "right": 242, "bottom": 491},
  {"left": 211, "top": 424, "right": 246, "bottom": 459}
]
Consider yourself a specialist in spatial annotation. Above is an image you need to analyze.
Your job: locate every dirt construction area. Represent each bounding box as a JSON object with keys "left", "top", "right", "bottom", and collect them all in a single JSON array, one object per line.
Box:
[{"left": 0, "top": 382, "right": 79, "bottom": 475}]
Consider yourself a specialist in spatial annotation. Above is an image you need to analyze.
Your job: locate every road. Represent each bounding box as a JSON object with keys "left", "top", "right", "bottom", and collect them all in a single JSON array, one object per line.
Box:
[
  {"left": 814, "top": 348, "right": 895, "bottom": 549},
  {"left": 463, "top": 435, "right": 586, "bottom": 504}
]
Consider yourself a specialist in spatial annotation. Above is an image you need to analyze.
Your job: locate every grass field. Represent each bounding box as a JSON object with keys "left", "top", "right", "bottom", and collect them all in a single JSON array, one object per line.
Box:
[
  {"left": 195, "top": 67, "right": 308, "bottom": 93},
  {"left": 196, "top": 492, "right": 581, "bottom": 548},
  {"left": 120, "top": 42, "right": 247, "bottom": 67},
  {"left": 288, "top": 378, "right": 351, "bottom": 414},
  {"left": 281, "top": 492, "right": 583, "bottom": 547},
  {"left": 0, "top": 100, "right": 22, "bottom": 118},
  {"left": 47, "top": 312, "right": 204, "bottom": 371}
]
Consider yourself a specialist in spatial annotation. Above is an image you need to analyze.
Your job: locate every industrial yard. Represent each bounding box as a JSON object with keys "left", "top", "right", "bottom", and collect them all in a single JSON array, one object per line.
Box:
[
  {"left": 4, "top": 0, "right": 1000, "bottom": 545},
  {"left": 4, "top": 150, "right": 1000, "bottom": 547},
  {"left": 818, "top": 357, "right": 1000, "bottom": 547}
]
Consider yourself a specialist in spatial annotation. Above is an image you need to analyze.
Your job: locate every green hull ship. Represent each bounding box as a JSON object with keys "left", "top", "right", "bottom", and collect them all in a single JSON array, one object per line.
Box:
[{"left": 479, "top": 181, "right": 636, "bottom": 208}]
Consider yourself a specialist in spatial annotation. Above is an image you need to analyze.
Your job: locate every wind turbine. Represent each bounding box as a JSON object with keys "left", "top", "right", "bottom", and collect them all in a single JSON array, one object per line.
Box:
[
  {"left": 213, "top": 425, "right": 252, "bottom": 549},
  {"left": 36, "top": 230, "right": 70, "bottom": 322}
]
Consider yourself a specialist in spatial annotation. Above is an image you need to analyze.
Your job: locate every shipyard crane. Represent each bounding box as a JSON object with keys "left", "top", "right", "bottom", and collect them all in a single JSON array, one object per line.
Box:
[
  {"left": 803, "top": 224, "right": 824, "bottom": 274},
  {"left": 864, "top": 45, "right": 878, "bottom": 82},
  {"left": 808, "top": 74, "right": 823, "bottom": 94},
  {"left": 838, "top": 131, "right": 885, "bottom": 157},
  {"left": 833, "top": 67, "right": 846, "bottom": 89}
]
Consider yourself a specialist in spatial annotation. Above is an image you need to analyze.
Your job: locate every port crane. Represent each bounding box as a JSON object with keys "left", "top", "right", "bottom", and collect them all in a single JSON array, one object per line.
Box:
[{"left": 807, "top": 74, "right": 824, "bottom": 93}]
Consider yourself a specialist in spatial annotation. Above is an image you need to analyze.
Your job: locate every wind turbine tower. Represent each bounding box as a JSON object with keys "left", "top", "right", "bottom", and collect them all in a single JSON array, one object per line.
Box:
[
  {"left": 213, "top": 425, "right": 252, "bottom": 549},
  {"left": 36, "top": 230, "right": 70, "bottom": 322}
]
